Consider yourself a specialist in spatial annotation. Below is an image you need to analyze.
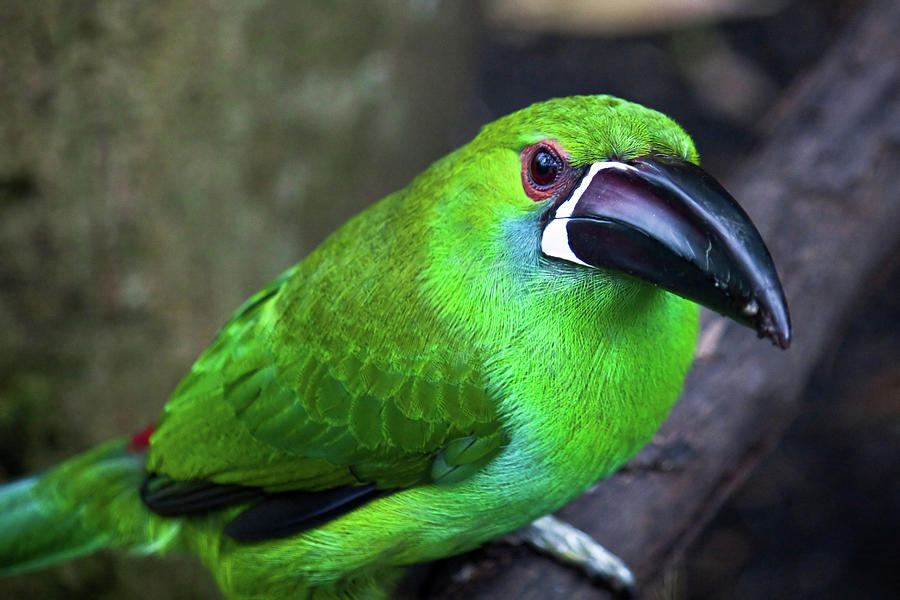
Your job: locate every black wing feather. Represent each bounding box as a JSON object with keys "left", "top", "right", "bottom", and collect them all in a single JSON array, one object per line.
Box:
[
  {"left": 141, "top": 474, "right": 265, "bottom": 516},
  {"left": 223, "top": 484, "right": 387, "bottom": 542},
  {"left": 141, "top": 473, "right": 390, "bottom": 542}
]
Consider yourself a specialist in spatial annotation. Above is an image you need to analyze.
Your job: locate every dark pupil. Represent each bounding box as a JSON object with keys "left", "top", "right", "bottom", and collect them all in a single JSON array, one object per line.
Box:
[{"left": 530, "top": 150, "right": 559, "bottom": 186}]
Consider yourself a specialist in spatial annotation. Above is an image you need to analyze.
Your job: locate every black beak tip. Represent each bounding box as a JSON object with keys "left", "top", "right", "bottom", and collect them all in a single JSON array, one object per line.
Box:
[
  {"left": 762, "top": 324, "right": 791, "bottom": 350},
  {"left": 755, "top": 298, "right": 791, "bottom": 349}
]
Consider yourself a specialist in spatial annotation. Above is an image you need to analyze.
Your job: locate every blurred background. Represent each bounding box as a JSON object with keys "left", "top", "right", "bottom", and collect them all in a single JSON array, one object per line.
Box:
[{"left": 0, "top": 0, "right": 895, "bottom": 598}]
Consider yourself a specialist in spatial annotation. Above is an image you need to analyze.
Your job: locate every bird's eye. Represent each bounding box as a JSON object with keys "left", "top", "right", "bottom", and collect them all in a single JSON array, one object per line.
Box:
[
  {"left": 521, "top": 141, "right": 570, "bottom": 202},
  {"left": 529, "top": 149, "right": 561, "bottom": 187}
]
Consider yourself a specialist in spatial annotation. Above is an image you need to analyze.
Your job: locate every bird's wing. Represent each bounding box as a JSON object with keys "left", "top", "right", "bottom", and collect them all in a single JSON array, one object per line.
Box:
[{"left": 143, "top": 262, "right": 505, "bottom": 538}]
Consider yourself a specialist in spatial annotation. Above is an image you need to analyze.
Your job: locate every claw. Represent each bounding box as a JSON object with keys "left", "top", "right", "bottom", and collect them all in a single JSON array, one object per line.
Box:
[{"left": 499, "top": 514, "right": 636, "bottom": 597}]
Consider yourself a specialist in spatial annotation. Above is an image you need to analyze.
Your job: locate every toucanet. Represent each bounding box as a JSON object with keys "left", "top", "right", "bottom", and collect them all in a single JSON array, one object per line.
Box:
[{"left": 0, "top": 95, "right": 790, "bottom": 599}]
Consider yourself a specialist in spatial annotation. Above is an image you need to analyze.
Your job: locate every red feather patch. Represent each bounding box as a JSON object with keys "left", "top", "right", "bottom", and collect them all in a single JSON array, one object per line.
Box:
[{"left": 128, "top": 423, "right": 156, "bottom": 453}]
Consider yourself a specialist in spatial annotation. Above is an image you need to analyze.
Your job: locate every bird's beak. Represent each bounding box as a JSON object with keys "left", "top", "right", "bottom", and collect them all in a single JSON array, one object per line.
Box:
[{"left": 541, "top": 154, "right": 791, "bottom": 348}]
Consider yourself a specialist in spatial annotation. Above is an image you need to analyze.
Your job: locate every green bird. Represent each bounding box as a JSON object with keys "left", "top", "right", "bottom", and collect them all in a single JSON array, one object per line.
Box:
[{"left": 0, "top": 95, "right": 789, "bottom": 599}]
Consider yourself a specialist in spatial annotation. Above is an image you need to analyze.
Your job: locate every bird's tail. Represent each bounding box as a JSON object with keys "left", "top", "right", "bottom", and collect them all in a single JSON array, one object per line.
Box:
[{"left": 0, "top": 437, "right": 181, "bottom": 576}]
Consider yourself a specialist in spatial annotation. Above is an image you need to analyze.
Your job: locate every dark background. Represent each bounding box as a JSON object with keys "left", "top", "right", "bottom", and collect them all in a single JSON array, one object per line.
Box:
[{"left": 0, "top": 1, "right": 895, "bottom": 598}]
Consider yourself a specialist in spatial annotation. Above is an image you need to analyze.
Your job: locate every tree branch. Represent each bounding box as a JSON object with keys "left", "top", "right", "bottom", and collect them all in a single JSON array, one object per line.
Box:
[{"left": 424, "top": 0, "right": 900, "bottom": 597}]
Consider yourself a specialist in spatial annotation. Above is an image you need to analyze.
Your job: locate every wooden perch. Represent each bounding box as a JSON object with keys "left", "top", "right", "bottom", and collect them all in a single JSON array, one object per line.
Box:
[{"left": 422, "top": 0, "right": 900, "bottom": 597}]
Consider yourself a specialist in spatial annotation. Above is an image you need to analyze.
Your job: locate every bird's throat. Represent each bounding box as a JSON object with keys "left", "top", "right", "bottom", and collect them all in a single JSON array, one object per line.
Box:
[{"left": 498, "top": 287, "right": 699, "bottom": 502}]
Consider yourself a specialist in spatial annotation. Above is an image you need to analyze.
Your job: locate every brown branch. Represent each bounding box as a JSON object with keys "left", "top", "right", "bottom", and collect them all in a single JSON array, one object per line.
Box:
[{"left": 423, "top": 0, "right": 900, "bottom": 597}]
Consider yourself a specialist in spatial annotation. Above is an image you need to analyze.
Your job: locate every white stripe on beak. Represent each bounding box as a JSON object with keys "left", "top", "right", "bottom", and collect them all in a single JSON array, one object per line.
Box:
[{"left": 540, "top": 161, "right": 636, "bottom": 267}]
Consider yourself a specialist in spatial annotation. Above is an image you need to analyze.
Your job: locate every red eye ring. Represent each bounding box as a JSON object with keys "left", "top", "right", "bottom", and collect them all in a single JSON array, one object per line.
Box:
[{"left": 521, "top": 140, "right": 570, "bottom": 202}]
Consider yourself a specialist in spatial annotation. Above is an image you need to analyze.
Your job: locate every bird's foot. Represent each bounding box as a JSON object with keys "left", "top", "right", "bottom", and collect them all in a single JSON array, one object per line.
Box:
[{"left": 499, "top": 514, "right": 636, "bottom": 597}]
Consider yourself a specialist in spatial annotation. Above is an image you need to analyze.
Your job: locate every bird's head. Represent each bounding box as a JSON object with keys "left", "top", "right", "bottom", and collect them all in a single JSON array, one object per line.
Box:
[{"left": 428, "top": 95, "right": 790, "bottom": 348}]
